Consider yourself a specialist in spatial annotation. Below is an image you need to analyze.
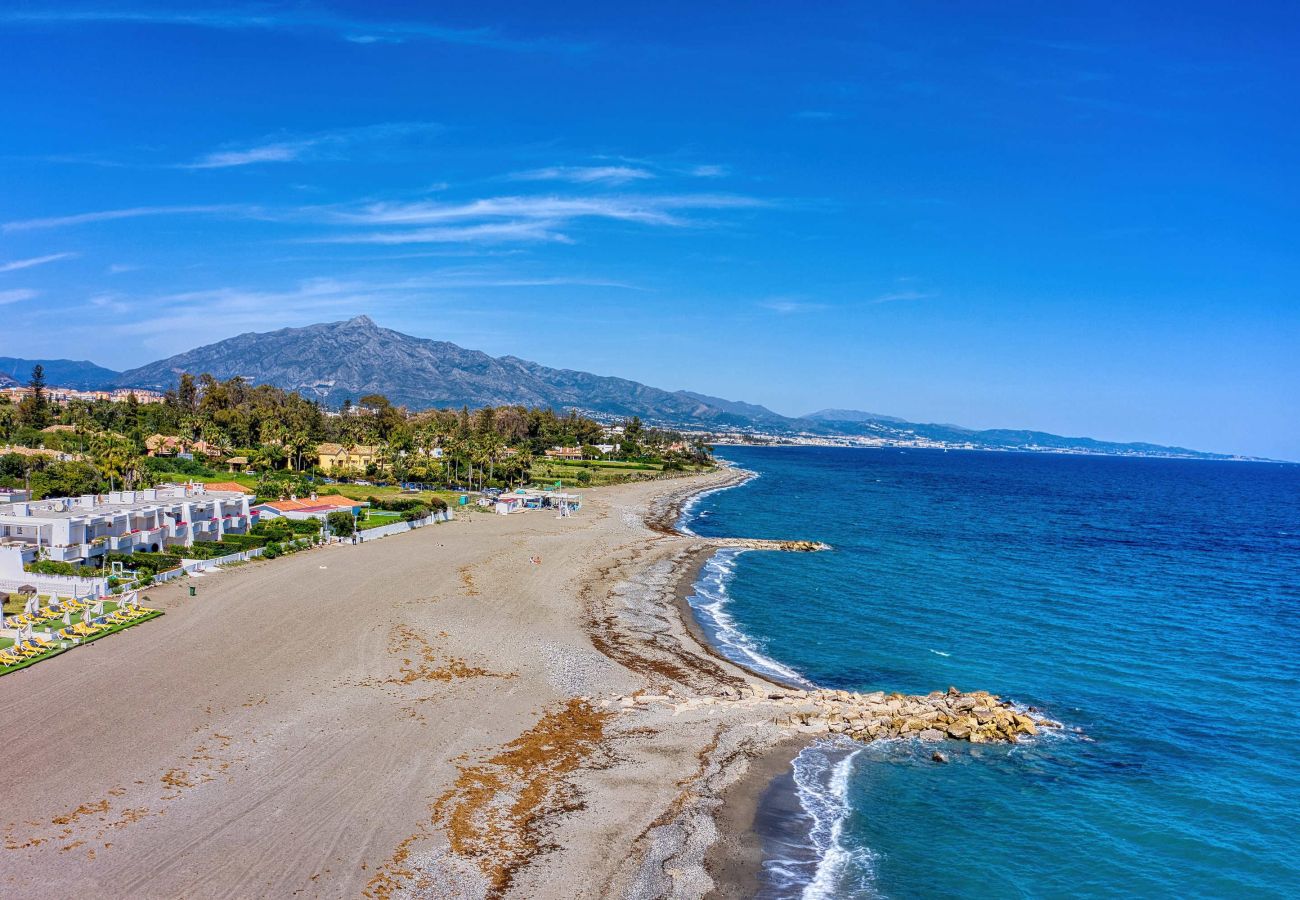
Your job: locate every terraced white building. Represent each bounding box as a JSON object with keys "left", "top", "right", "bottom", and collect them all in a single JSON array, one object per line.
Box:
[{"left": 0, "top": 483, "right": 256, "bottom": 582}]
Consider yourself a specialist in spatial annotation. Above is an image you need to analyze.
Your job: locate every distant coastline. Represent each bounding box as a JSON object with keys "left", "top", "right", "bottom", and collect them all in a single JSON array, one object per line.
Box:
[{"left": 705, "top": 435, "right": 1287, "bottom": 464}]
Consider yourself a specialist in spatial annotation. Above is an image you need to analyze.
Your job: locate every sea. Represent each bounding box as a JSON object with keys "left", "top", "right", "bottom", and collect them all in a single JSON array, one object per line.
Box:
[{"left": 680, "top": 445, "right": 1300, "bottom": 898}]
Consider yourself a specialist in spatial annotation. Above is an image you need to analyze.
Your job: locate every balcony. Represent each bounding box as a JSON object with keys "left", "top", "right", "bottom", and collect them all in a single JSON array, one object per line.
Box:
[{"left": 44, "top": 544, "right": 88, "bottom": 563}]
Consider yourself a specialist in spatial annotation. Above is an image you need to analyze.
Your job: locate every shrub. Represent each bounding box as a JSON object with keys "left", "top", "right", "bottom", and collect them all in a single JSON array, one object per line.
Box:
[
  {"left": 401, "top": 504, "right": 430, "bottom": 522},
  {"left": 263, "top": 542, "right": 282, "bottom": 559},
  {"left": 326, "top": 510, "right": 354, "bottom": 537}
]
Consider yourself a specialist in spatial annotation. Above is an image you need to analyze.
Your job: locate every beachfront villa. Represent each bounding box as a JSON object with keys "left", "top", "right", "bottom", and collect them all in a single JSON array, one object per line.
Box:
[
  {"left": 252, "top": 494, "right": 367, "bottom": 523},
  {"left": 0, "top": 483, "right": 255, "bottom": 583},
  {"left": 317, "top": 443, "right": 379, "bottom": 474}
]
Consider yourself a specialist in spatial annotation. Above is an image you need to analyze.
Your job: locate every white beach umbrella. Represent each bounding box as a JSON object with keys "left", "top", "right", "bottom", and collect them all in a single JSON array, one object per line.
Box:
[
  {"left": 92, "top": 600, "right": 105, "bottom": 617},
  {"left": 82, "top": 608, "right": 91, "bottom": 626},
  {"left": 63, "top": 610, "right": 72, "bottom": 627}
]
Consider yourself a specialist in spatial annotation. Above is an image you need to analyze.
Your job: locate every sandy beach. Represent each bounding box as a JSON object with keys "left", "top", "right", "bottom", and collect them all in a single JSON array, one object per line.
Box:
[{"left": 0, "top": 469, "right": 795, "bottom": 899}]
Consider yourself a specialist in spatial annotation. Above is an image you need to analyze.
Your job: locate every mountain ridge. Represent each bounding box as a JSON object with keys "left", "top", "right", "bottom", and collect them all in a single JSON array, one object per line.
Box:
[{"left": 0, "top": 318, "right": 1251, "bottom": 459}]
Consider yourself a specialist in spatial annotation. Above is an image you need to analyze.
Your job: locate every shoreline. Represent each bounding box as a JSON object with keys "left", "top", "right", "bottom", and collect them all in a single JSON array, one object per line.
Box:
[
  {"left": 0, "top": 464, "right": 1046, "bottom": 898},
  {"left": 657, "top": 467, "right": 811, "bottom": 900},
  {"left": 700, "top": 736, "right": 805, "bottom": 899}
]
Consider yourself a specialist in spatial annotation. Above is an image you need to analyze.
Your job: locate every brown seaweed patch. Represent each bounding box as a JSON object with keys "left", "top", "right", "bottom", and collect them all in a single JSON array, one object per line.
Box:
[
  {"left": 51, "top": 800, "right": 109, "bottom": 826},
  {"left": 458, "top": 565, "right": 480, "bottom": 596},
  {"left": 383, "top": 624, "right": 509, "bottom": 685},
  {"left": 365, "top": 699, "right": 610, "bottom": 900},
  {"left": 433, "top": 698, "right": 611, "bottom": 897}
]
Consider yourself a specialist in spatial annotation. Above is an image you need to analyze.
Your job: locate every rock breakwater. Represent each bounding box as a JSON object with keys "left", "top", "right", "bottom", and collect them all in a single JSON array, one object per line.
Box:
[
  {"left": 604, "top": 685, "right": 1060, "bottom": 745},
  {"left": 703, "top": 537, "right": 830, "bottom": 552}
]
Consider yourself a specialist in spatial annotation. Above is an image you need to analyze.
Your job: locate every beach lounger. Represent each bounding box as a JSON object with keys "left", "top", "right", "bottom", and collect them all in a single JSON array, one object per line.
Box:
[{"left": 0, "top": 652, "right": 25, "bottom": 666}]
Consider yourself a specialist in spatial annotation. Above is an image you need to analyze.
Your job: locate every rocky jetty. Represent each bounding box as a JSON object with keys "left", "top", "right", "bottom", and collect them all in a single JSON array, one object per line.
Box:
[
  {"left": 604, "top": 685, "right": 1060, "bottom": 745},
  {"left": 703, "top": 537, "right": 830, "bottom": 552}
]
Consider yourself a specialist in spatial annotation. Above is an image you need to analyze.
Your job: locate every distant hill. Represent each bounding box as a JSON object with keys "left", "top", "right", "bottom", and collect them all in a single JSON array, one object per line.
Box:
[
  {"left": 9, "top": 315, "right": 1224, "bottom": 460},
  {"left": 114, "top": 316, "right": 783, "bottom": 427},
  {"left": 803, "top": 408, "right": 909, "bottom": 425},
  {"left": 796, "top": 408, "right": 1223, "bottom": 458},
  {"left": 0, "top": 357, "right": 121, "bottom": 390}
]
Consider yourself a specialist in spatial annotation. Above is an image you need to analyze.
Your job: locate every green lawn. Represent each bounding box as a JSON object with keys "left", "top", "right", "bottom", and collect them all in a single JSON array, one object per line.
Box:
[
  {"left": 1, "top": 601, "right": 164, "bottom": 676},
  {"left": 356, "top": 509, "right": 403, "bottom": 529},
  {"left": 530, "top": 460, "right": 665, "bottom": 487}
]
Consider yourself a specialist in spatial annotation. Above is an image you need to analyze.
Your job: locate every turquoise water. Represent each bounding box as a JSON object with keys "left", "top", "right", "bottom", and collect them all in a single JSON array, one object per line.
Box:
[{"left": 683, "top": 446, "right": 1300, "bottom": 898}]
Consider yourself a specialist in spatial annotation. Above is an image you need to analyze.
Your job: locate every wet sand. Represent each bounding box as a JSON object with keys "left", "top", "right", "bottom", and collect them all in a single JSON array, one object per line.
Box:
[{"left": 0, "top": 469, "right": 802, "bottom": 899}]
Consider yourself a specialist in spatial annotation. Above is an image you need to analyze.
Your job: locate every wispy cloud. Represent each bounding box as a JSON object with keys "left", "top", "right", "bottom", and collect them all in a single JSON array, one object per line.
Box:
[
  {"left": 186, "top": 143, "right": 302, "bottom": 169},
  {"left": 2, "top": 181, "right": 768, "bottom": 248},
  {"left": 312, "top": 192, "right": 768, "bottom": 245},
  {"left": 182, "top": 121, "right": 444, "bottom": 169},
  {"left": 2, "top": 204, "right": 249, "bottom": 232},
  {"left": 509, "top": 165, "right": 655, "bottom": 185},
  {"left": 319, "top": 220, "right": 573, "bottom": 246},
  {"left": 0, "top": 9, "right": 586, "bottom": 53},
  {"left": 332, "top": 192, "right": 761, "bottom": 225},
  {"left": 761, "top": 298, "right": 828, "bottom": 314},
  {"left": 687, "top": 164, "right": 729, "bottom": 178},
  {"left": 0, "top": 288, "right": 39, "bottom": 305},
  {"left": 0, "top": 252, "right": 76, "bottom": 273},
  {"left": 870, "top": 289, "right": 936, "bottom": 304}
]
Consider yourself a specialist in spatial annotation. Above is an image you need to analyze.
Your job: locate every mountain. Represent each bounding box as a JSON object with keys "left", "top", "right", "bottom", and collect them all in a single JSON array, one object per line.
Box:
[
  {"left": 114, "top": 316, "right": 783, "bottom": 427},
  {"left": 795, "top": 408, "right": 1224, "bottom": 458},
  {"left": 100, "top": 317, "right": 1240, "bottom": 459},
  {"left": 0, "top": 357, "right": 121, "bottom": 390},
  {"left": 803, "top": 408, "right": 909, "bottom": 425}
]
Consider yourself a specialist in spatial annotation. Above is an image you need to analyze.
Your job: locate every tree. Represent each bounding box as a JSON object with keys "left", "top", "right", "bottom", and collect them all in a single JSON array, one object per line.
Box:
[
  {"left": 326, "top": 510, "right": 354, "bottom": 537},
  {"left": 17, "top": 364, "right": 51, "bottom": 429}
]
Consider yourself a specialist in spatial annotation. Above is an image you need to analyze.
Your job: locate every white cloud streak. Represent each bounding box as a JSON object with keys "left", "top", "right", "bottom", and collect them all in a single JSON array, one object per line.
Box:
[
  {"left": 2, "top": 204, "right": 248, "bottom": 232},
  {"left": 186, "top": 143, "right": 303, "bottom": 169},
  {"left": 0, "top": 9, "right": 584, "bottom": 52},
  {"left": 761, "top": 299, "right": 827, "bottom": 314},
  {"left": 0, "top": 288, "right": 39, "bottom": 305},
  {"left": 317, "top": 193, "right": 767, "bottom": 243},
  {"left": 0, "top": 252, "right": 76, "bottom": 272},
  {"left": 181, "top": 121, "right": 444, "bottom": 169},
  {"left": 871, "top": 290, "right": 936, "bottom": 304},
  {"left": 510, "top": 165, "right": 655, "bottom": 185}
]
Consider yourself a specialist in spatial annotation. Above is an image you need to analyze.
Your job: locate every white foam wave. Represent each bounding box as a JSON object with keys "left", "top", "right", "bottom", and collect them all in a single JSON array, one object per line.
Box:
[
  {"left": 763, "top": 740, "right": 878, "bottom": 899},
  {"left": 687, "top": 548, "right": 811, "bottom": 686},
  {"left": 929, "top": 649, "right": 951, "bottom": 657}
]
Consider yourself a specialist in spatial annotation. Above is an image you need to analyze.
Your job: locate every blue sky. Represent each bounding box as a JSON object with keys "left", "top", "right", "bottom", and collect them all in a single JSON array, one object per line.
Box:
[{"left": 1, "top": 2, "right": 1297, "bottom": 459}]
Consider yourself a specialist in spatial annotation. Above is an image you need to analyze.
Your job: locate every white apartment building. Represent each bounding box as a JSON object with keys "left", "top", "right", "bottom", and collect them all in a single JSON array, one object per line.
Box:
[{"left": 0, "top": 483, "right": 256, "bottom": 576}]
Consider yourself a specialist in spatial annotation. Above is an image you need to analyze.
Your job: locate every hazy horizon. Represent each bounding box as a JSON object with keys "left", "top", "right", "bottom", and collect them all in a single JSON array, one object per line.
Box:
[{"left": 2, "top": 3, "right": 1296, "bottom": 459}]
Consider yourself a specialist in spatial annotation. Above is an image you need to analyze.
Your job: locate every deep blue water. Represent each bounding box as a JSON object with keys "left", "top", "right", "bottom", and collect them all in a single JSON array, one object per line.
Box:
[{"left": 683, "top": 446, "right": 1300, "bottom": 898}]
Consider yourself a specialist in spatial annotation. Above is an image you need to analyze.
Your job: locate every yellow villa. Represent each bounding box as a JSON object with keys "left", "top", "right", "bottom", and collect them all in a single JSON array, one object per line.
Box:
[{"left": 316, "top": 443, "right": 380, "bottom": 474}]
